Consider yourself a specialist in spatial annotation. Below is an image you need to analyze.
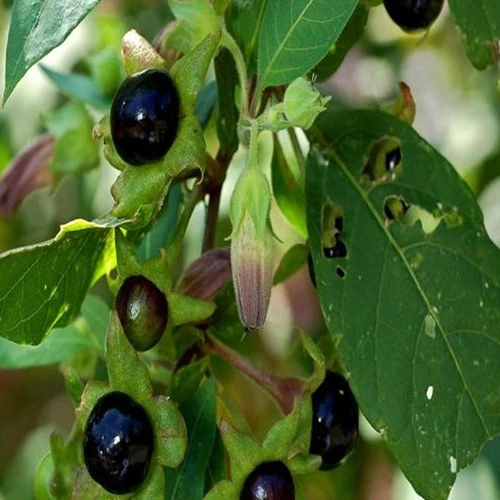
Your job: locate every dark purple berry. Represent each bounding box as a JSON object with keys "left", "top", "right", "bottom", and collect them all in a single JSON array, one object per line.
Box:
[
  {"left": 310, "top": 371, "right": 359, "bottom": 470},
  {"left": 383, "top": 0, "right": 444, "bottom": 32},
  {"left": 83, "top": 391, "right": 154, "bottom": 494},
  {"left": 115, "top": 275, "right": 168, "bottom": 351},
  {"left": 110, "top": 68, "right": 180, "bottom": 165},
  {"left": 240, "top": 461, "right": 295, "bottom": 500}
]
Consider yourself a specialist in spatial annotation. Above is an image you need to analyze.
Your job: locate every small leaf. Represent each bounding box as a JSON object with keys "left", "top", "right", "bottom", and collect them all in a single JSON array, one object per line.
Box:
[
  {"left": 150, "top": 395, "right": 188, "bottom": 469},
  {"left": 214, "top": 48, "right": 239, "bottom": 159},
  {"left": 120, "top": 29, "right": 165, "bottom": 75},
  {"left": 106, "top": 311, "right": 153, "bottom": 403},
  {"left": 448, "top": 0, "right": 500, "bottom": 70},
  {"left": 169, "top": 292, "right": 216, "bottom": 326},
  {"left": 271, "top": 135, "right": 307, "bottom": 238},
  {"left": 165, "top": 377, "right": 217, "bottom": 500},
  {"left": 257, "top": 0, "right": 358, "bottom": 91},
  {"left": 274, "top": 243, "right": 309, "bottom": 285},
  {"left": 43, "top": 101, "right": 100, "bottom": 181},
  {"left": 3, "top": 0, "right": 101, "bottom": 104},
  {"left": 204, "top": 428, "right": 227, "bottom": 493},
  {"left": 0, "top": 219, "right": 114, "bottom": 345},
  {"left": 169, "top": 358, "right": 209, "bottom": 405},
  {"left": 40, "top": 65, "right": 111, "bottom": 111},
  {"left": 195, "top": 81, "right": 218, "bottom": 129}
]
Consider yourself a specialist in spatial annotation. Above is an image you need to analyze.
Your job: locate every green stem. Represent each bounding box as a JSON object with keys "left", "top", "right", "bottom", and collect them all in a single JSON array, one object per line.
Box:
[
  {"left": 287, "top": 127, "right": 306, "bottom": 187},
  {"left": 247, "top": 119, "right": 259, "bottom": 168},
  {"left": 221, "top": 30, "right": 249, "bottom": 118}
]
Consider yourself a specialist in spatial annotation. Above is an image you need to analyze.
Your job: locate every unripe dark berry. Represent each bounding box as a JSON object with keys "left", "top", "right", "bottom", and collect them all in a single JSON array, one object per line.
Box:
[
  {"left": 310, "top": 371, "right": 359, "bottom": 470},
  {"left": 383, "top": 0, "right": 444, "bottom": 33},
  {"left": 240, "top": 461, "right": 295, "bottom": 500},
  {"left": 110, "top": 68, "right": 180, "bottom": 165},
  {"left": 115, "top": 275, "right": 168, "bottom": 351},
  {"left": 83, "top": 391, "right": 154, "bottom": 494}
]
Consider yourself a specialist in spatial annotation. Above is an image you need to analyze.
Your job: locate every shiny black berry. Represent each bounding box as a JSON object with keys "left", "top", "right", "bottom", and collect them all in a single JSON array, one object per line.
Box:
[
  {"left": 240, "top": 461, "right": 295, "bottom": 500},
  {"left": 115, "top": 275, "right": 168, "bottom": 351},
  {"left": 383, "top": 0, "right": 444, "bottom": 32},
  {"left": 310, "top": 371, "right": 359, "bottom": 470},
  {"left": 110, "top": 68, "right": 180, "bottom": 165},
  {"left": 83, "top": 391, "right": 154, "bottom": 494}
]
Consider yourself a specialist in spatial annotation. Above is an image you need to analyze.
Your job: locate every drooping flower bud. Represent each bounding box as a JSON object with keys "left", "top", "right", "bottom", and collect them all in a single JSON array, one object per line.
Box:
[
  {"left": 229, "top": 167, "right": 275, "bottom": 330},
  {"left": 176, "top": 247, "right": 231, "bottom": 301}
]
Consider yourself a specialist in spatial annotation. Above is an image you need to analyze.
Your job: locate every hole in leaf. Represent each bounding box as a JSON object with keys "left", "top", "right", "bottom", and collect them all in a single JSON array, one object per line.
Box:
[
  {"left": 384, "top": 195, "right": 409, "bottom": 222},
  {"left": 336, "top": 266, "right": 346, "bottom": 279},
  {"left": 362, "top": 136, "right": 402, "bottom": 182},
  {"left": 323, "top": 239, "right": 347, "bottom": 259}
]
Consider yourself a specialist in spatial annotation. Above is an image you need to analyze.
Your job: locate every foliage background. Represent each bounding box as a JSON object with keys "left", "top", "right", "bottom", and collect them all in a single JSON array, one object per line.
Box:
[{"left": 0, "top": 0, "right": 499, "bottom": 498}]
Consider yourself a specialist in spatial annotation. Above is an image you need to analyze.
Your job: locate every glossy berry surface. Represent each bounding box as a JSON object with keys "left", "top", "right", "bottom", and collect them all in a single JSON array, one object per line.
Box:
[
  {"left": 83, "top": 391, "right": 154, "bottom": 494},
  {"left": 110, "top": 68, "right": 180, "bottom": 165},
  {"left": 240, "top": 461, "right": 295, "bottom": 500},
  {"left": 115, "top": 275, "right": 168, "bottom": 351},
  {"left": 310, "top": 371, "right": 359, "bottom": 470},
  {"left": 383, "top": 0, "right": 444, "bottom": 32}
]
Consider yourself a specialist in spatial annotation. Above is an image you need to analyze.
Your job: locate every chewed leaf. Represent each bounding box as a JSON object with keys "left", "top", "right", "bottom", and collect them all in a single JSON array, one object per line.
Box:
[{"left": 307, "top": 109, "right": 500, "bottom": 499}]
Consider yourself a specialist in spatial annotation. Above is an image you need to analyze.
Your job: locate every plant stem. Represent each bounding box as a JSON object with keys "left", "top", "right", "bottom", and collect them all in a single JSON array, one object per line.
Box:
[
  {"left": 288, "top": 127, "right": 306, "bottom": 186},
  {"left": 204, "top": 333, "right": 305, "bottom": 414},
  {"left": 247, "top": 119, "right": 259, "bottom": 167},
  {"left": 221, "top": 30, "right": 249, "bottom": 118}
]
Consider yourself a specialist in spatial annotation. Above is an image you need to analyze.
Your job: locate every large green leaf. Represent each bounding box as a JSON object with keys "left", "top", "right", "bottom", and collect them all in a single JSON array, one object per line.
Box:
[
  {"left": 3, "top": 0, "right": 101, "bottom": 104},
  {"left": 165, "top": 377, "right": 217, "bottom": 500},
  {"left": 0, "top": 295, "right": 109, "bottom": 368},
  {"left": 0, "top": 219, "right": 115, "bottom": 345},
  {"left": 257, "top": 0, "right": 357, "bottom": 91},
  {"left": 448, "top": 0, "right": 500, "bottom": 70},
  {"left": 306, "top": 109, "right": 500, "bottom": 499}
]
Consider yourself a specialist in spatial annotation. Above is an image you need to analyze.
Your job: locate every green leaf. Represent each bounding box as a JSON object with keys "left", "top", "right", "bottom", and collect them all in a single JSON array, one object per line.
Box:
[
  {"left": 0, "top": 295, "right": 108, "bottom": 368},
  {"left": 165, "top": 377, "right": 217, "bottom": 500},
  {"left": 43, "top": 101, "right": 100, "bottom": 180},
  {"left": 273, "top": 243, "right": 308, "bottom": 285},
  {"left": 106, "top": 311, "right": 153, "bottom": 403},
  {"left": 0, "top": 219, "right": 113, "bottom": 345},
  {"left": 3, "top": 0, "right": 101, "bottom": 104},
  {"left": 195, "top": 80, "right": 218, "bottom": 129},
  {"left": 40, "top": 65, "right": 111, "bottom": 111},
  {"left": 227, "top": 0, "right": 267, "bottom": 73},
  {"left": 257, "top": 0, "right": 357, "bottom": 91},
  {"left": 271, "top": 133, "right": 307, "bottom": 238},
  {"left": 150, "top": 395, "right": 188, "bottom": 469},
  {"left": 169, "top": 292, "right": 216, "bottom": 327},
  {"left": 169, "top": 358, "right": 209, "bottom": 405},
  {"left": 313, "top": 2, "right": 368, "bottom": 81},
  {"left": 204, "top": 428, "right": 226, "bottom": 493},
  {"left": 214, "top": 48, "right": 239, "bottom": 158},
  {"left": 448, "top": 0, "right": 500, "bottom": 70},
  {"left": 307, "top": 109, "right": 500, "bottom": 499}
]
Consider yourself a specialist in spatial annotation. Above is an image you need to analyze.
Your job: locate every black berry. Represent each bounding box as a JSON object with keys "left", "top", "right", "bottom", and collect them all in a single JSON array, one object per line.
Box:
[
  {"left": 310, "top": 371, "right": 359, "bottom": 470},
  {"left": 110, "top": 68, "right": 180, "bottom": 165},
  {"left": 240, "top": 461, "right": 295, "bottom": 500},
  {"left": 383, "top": 0, "right": 444, "bottom": 32},
  {"left": 115, "top": 275, "right": 168, "bottom": 351},
  {"left": 83, "top": 391, "right": 154, "bottom": 494}
]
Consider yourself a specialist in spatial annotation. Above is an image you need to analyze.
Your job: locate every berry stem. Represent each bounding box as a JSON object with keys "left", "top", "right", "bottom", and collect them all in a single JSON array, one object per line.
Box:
[
  {"left": 287, "top": 127, "right": 306, "bottom": 187},
  {"left": 204, "top": 333, "right": 305, "bottom": 414},
  {"left": 221, "top": 29, "right": 249, "bottom": 118}
]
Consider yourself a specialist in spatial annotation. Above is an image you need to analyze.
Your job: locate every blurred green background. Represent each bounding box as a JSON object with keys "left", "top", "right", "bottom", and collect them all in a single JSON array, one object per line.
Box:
[{"left": 0, "top": 1, "right": 499, "bottom": 499}]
